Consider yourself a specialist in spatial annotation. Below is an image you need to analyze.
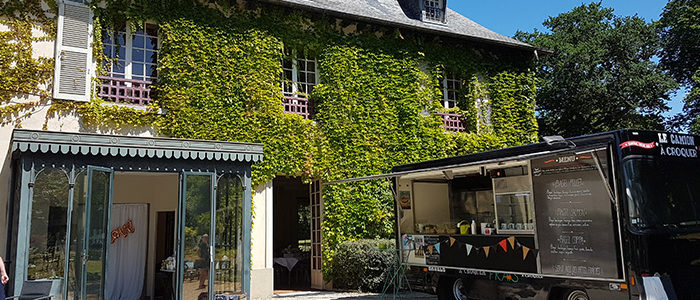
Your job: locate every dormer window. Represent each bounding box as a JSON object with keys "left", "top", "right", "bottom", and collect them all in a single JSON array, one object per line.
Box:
[{"left": 422, "top": 0, "right": 446, "bottom": 23}]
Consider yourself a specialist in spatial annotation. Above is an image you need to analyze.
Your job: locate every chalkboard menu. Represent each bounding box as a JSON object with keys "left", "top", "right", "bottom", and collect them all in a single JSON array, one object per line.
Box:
[{"left": 531, "top": 150, "right": 620, "bottom": 279}]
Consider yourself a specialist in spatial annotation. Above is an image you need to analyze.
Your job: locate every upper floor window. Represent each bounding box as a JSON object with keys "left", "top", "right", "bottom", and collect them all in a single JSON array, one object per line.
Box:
[
  {"left": 102, "top": 22, "right": 159, "bottom": 82},
  {"left": 423, "top": 0, "right": 445, "bottom": 23},
  {"left": 281, "top": 48, "right": 318, "bottom": 98},
  {"left": 99, "top": 22, "right": 158, "bottom": 105},
  {"left": 442, "top": 71, "right": 461, "bottom": 109}
]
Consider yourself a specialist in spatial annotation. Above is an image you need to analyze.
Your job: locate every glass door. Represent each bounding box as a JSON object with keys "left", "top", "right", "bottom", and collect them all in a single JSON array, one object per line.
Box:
[
  {"left": 76, "top": 166, "right": 114, "bottom": 300},
  {"left": 178, "top": 172, "right": 215, "bottom": 300}
]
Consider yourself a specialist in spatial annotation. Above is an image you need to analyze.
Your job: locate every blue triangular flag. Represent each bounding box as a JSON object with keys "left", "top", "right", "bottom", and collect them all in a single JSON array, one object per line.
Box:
[
  {"left": 466, "top": 244, "right": 473, "bottom": 256},
  {"left": 435, "top": 243, "right": 440, "bottom": 254}
]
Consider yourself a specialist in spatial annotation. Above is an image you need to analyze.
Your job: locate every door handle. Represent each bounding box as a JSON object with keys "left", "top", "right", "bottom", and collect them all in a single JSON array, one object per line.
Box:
[{"left": 81, "top": 253, "right": 88, "bottom": 264}]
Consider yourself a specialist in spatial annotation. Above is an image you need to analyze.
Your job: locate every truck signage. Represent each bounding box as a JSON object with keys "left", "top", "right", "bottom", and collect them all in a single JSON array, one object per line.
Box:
[{"left": 531, "top": 150, "right": 620, "bottom": 279}]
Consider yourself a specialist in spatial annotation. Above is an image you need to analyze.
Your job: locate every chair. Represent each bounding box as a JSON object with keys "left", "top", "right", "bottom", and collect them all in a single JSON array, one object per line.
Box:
[{"left": 7, "top": 281, "right": 53, "bottom": 300}]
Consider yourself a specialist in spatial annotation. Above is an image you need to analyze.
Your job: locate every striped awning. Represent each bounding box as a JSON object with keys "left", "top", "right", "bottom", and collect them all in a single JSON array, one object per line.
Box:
[{"left": 11, "top": 129, "right": 263, "bottom": 162}]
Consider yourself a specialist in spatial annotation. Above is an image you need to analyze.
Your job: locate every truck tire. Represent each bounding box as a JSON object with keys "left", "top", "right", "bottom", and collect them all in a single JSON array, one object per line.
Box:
[
  {"left": 437, "top": 276, "right": 469, "bottom": 300},
  {"left": 562, "top": 289, "right": 589, "bottom": 300}
]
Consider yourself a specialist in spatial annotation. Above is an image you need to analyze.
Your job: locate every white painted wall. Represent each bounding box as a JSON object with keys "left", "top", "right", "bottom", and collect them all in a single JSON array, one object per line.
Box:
[{"left": 250, "top": 182, "right": 273, "bottom": 299}]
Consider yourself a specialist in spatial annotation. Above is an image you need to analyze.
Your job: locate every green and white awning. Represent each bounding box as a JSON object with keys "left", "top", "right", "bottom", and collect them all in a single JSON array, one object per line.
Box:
[{"left": 12, "top": 129, "right": 263, "bottom": 162}]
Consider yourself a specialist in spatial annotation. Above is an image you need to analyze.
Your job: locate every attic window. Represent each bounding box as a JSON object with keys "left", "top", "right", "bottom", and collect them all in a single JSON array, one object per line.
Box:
[{"left": 422, "top": 0, "right": 445, "bottom": 23}]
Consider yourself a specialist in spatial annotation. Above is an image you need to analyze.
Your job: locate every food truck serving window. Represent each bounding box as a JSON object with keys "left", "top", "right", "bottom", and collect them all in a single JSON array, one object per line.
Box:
[{"left": 493, "top": 174, "right": 535, "bottom": 233}]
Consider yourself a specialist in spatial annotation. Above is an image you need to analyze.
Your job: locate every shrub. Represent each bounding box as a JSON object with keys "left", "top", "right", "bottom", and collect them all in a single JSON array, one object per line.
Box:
[{"left": 329, "top": 239, "right": 397, "bottom": 292}]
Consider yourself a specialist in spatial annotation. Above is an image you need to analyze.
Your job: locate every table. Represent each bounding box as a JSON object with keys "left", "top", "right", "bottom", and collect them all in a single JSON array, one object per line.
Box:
[{"left": 274, "top": 257, "right": 299, "bottom": 287}]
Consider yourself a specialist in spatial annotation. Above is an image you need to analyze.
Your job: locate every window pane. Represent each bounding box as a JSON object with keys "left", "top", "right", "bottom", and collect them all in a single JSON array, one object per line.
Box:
[
  {"left": 28, "top": 168, "right": 69, "bottom": 281},
  {"left": 145, "top": 23, "right": 158, "bottom": 37},
  {"left": 102, "top": 31, "right": 113, "bottom": 44},
  {"left": 147, "top": 37, "right": 158, "bottom": 50},
  {"left": 132, "top": 63, "right": 144, "bottom": 76},
  {"left": 282, "top": 59, "right": 293, "bottom": 70},
  {"left": 133, "top": 35, "right": 145, "bottom": 49},
  {"left": 132, "top": 49, "right": 144, "bottom": 62},
  {"left": 117, "top": 47, "right": 126, "bottom": 60},
  {"left": 113, "top": 61, "right": 125, "bottom": 74},
  {"left": 146, "top": 50, "right": 156, "bottom": 64},
  {"left": 307, "top": 61, "right": 315, "bottom": 72},
  {"left": 66, "top": 169, "right": 86, "bottom": 300},
  {"left": 103, "top": 45, "right": 113, "bottom": 58},
  {"left": 183, "top": 175, "right": 212, "bottom": 300},
  {"left": 117, "top": 33, "right": 126, "bottom": 46},
  {"left": 146, "top": 64, "right": 157, "bottom": 77},
  {"left": 214, "top": 174, "right": 244, "bottom": 295}
]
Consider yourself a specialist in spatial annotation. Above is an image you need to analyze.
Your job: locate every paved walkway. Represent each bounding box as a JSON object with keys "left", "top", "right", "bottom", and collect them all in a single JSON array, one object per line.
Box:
[{"left": 268, "top": 291, "right": 436, "bottom": 300}]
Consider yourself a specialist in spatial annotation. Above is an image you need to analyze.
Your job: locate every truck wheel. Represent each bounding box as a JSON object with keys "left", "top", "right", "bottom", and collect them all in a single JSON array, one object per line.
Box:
[
  {"left": 437, "top": 276, "right": 469, "bottom": 300},
  {"left": 563, "top": 289, "right": 589, "bottom": 300}
]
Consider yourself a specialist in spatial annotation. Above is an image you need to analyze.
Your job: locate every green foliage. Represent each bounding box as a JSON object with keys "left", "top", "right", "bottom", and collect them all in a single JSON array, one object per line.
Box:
[
  {"left": 1, "top": 0, "right": 539, "bottom": 279},
  {"left": 515, "top": 2, "right": 677, "bottom": 137},
  {"left": 489, "top": 72, "right": 538, "bottom": 145},
  {"left": 0, "top": 0, "right": 56, "bottom": 126},
  {"left": 658, "top": 0, "right": 700, "bottom": 87},
  {"left": 329, "top": 238, "right": 396, "bottom": 292},
  {"left": 658, "top": 0, "right": 700, "bottom": 132}
]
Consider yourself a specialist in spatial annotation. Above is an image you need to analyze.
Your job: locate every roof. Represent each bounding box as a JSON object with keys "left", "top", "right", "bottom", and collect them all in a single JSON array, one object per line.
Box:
[
  {"left": 262, "top": 0, "right": 535, "bottom": 51},
  {"left": 392, "top": 131, "right": 619, "bottom": 173},
  {"left": 11, "top": 129, "right": 264, "bottom": 163}
]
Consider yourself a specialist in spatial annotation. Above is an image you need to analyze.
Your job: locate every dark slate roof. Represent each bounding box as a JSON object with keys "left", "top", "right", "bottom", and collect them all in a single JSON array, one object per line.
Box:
[{"left": 262, "top": 0, "right": 535, "bottom": 50}]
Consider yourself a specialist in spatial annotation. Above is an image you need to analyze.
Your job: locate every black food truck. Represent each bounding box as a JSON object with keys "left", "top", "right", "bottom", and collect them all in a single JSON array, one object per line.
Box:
[{"left": 337, "top": 130, "right": 700, "bottom": 300}]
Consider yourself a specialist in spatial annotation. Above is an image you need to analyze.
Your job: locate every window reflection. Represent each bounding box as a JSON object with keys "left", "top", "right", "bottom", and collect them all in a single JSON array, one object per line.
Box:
[
  {"left": 214, "top": 174, "right": 244, "bottom": 296},
  {"left": 28, "top": 168, "right": 69, "bottom": 281}
]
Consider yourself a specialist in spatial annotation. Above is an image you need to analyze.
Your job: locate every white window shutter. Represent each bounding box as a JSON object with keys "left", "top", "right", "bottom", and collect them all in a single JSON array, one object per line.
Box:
[{"left": 53, "top": 0, "right": 94, "bottom": 102}]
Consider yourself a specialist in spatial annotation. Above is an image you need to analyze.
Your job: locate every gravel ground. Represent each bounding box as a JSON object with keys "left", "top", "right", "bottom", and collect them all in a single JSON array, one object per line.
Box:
[{"left": 267, "top": 291, "right": 437, "bottom": 300}]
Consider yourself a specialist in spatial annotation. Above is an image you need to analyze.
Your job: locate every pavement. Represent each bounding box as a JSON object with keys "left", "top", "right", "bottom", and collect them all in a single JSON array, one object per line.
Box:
[{"left": 268, "top": 291, "right": 437, "bottom": 300}]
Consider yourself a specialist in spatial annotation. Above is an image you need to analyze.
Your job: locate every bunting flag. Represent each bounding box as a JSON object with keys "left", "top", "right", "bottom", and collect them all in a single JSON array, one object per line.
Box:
[
  {"left": 522, "top": 246, "right": 530, "bottom": 260},
  {"left": 507, "top": 236, "right": 516, "bottom": 248},
  {"left": 415, "top": 235, "right": 538, "bottom": 263},
  {"left": 499, "top": 239, "right": 508, "bottom": 252}
]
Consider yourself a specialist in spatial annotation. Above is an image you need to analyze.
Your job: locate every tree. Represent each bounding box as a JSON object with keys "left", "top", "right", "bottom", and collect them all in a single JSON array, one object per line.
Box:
[
  {"left": 515, "top": 3, "right": 677, "bottom": 137},
  {"left": 658, "top": 0, "right": 700, "bottom": 131}
]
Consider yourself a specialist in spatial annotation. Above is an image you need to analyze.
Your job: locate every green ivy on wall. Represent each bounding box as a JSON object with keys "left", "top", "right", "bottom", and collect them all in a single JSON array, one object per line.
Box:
[
  {"left": 0, "top": 0, "right": 56, "bottom": 126},
  {"left": 2, "top": 0, "right": 538, "bottom": 280}
]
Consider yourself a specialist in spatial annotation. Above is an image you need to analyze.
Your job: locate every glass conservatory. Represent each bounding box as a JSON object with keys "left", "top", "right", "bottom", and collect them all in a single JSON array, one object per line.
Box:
[{"left": 6, "top": 129, "right": 262, "bottom": 300}]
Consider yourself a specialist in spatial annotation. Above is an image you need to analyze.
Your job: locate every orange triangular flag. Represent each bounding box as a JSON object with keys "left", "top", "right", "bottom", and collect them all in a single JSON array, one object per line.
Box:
[
  {"left": 522, "top": 246, "right": 530, "bottom": 260},
  {"left": 450, "top": 237, "right": 456, "bottom": 247},
  {"left": 507, "top": 236, "right": 516, "bottom": 248},
  {"left": 428, "top": 245, "right": 434, "bottom": 254},
  {"left": 484, "top": 246, "right": 490, "bottom": 258},
  {"left": 499, "top": 239, "right": 508, "bottom": 252}
]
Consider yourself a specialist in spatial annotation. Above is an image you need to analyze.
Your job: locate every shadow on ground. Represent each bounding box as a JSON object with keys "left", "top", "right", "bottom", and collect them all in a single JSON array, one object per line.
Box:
[{"left": 271, "top": 291, "right": 437, "bottom": 300}]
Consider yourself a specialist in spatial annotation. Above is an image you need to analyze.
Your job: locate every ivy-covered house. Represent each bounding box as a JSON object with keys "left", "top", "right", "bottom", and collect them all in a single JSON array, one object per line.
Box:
[{"left": 0, "top": 0, "right": 539, "bottom": 299}]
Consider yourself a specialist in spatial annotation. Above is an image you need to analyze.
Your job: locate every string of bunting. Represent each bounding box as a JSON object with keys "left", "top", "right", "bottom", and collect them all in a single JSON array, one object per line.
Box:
[{"left": 411, "top": 235, "right": 537, "bottom": 260}]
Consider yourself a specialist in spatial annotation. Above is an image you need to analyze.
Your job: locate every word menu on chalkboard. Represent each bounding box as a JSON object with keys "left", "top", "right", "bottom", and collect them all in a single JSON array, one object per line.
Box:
[{"left": 531, "top": 150, "right": 620, "bottom": 279}]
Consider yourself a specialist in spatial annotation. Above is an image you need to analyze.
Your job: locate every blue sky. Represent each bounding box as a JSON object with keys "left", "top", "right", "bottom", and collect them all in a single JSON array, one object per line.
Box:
[{"left": 449, "top": 1, "right": 685, "bottom": 118}]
